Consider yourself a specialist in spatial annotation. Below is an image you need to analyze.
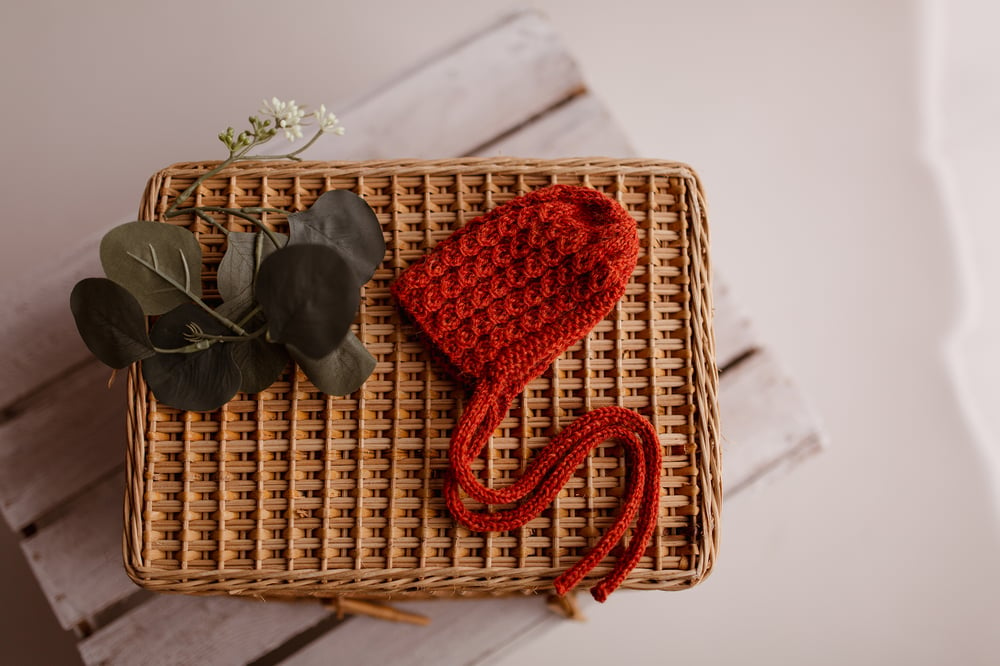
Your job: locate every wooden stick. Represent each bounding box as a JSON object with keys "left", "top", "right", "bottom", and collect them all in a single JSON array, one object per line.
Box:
[
  {"left": 545, "top": 592, "right": 585, "bottom": 621},
  {"left": 322, "top": 598, "right": 431, "bottom": 626}
]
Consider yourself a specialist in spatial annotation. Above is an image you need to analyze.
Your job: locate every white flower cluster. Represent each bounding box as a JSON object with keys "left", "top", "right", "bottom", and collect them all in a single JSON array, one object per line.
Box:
[
  {"left": 314, "top": 104, "right": 346, "bottom": 136},
  {"left": 259, "top": 97, "right": 345, "bottom": 142}
]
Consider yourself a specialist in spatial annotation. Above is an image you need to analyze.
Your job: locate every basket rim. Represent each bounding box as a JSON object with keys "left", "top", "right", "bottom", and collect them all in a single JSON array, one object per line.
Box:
[
  {"left": 123, "top": 157, "right": 721, "bottom": 599},
  {"left": 149, "top": 156, "right": 704, "bottom": 183}
]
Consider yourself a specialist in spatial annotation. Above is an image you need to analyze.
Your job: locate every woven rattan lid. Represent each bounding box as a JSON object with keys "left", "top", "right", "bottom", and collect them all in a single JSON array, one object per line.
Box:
[{"left": 124, "top": 158, "right": 721, "bottom": 600}]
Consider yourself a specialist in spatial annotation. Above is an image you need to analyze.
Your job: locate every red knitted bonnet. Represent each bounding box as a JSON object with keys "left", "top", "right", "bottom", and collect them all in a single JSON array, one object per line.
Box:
[{"left": 391, "top": 184, "right": 661, "bottom": 601}]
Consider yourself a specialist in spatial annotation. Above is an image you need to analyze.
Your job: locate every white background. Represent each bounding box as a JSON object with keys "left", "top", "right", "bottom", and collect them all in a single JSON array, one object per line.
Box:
[{"left": 1, "top": 1, "right": 997, "bottom": 664}]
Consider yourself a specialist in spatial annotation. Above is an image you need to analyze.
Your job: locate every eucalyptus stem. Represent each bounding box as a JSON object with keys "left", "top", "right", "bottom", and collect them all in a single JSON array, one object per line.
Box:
[
  {"left": 164, "top": 154, "right": 238, "bottom": 217},
  {"left": 237, "top": 304, "right": 263, "bottom": 328},
  {"left": 197, "top": 326, "right": 267, "bottom": 342},
  {"left": 165, "top": 206, "right": 283, "bottom": 249},
  {"left": 287, "top": 129, "right": 325, "bottom": 158},
  {"left": 153, "top": 323, "right": 267, "bottom": 354},
  {"left": 240, "top": 207, "right": 288, "bottom": 215},
  {"left": 153, "top": 341, "right": 214, "bottom": 354},
  {"left": 163, "top": 135, "right": 266, "bottom": 216},
  {"left": 127, "top": 249, "right": 250, "bottom": 336},
  {"left": 247, "top": 128, "right": 324, "bottom": 162},
  {"left": 193, "top": 209, "right": 229, "bottom": 236}
]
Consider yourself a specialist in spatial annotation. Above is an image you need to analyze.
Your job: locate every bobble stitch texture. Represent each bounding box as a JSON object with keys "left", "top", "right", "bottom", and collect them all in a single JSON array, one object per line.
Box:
[{"left": 391, "top": 184, "right": 661, "bottom": 601}]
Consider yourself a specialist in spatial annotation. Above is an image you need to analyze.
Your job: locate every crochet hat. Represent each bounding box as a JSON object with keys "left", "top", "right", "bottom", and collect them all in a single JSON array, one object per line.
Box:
[{"left": 391, "top": 184, "right": 661, "bottom": 601}]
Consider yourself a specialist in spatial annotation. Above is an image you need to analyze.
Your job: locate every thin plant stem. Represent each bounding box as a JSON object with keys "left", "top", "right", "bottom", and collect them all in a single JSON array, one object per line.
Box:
[
  {"left": 237, "top": 304, "right": 263, "bottom": 328},
  {"left": 164, "top": 123, "right": 330, "bottom": 215},
  {"left": 197, "top": 326, "right": 267, "bottom": 342},
  {"left": 127, "top": 249, "right": 249, "bottom": 336},
  {"left": 247, "top": 129, "right": 324, "bottom": 162},
  {"left": 165, "top": 206, "right": 283, "bottom": 249},
  {"left": 153, "top": 341, "right": 213, "bottom": 354},
  {"left": 164, "top": 155, "right": 237, "bottom": 217},
  {"left": 193, "top": 209, "right": 229, "bottom": 236},
  {"left": 163, "top": 134, "right": 268, "bottom": 215},
  {"left": 239, "top": 207, "right": 287, "bottom": 215},
  {"left": 153, "top": 323, "right": 267, "bottom": 354}
]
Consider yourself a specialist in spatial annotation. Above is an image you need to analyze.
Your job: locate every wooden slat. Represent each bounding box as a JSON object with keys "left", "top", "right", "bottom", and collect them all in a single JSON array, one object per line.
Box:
[
  {"left": 282, "top": 11, "right": 583, "bottom": 162},
  {"left": 473, "top": 93, "right": 633, "bottom": 158},
  {"left": 712, "top": 274, "right": 759, "bottom": 370},
  {"left": 719, "top": 350, "right": 825, "bottom": 495},
  {"left": 0, "top": 236, "right": 101, "bottom": 409},
  {"left": 77, "top": 595, "right": 329, "bottom": 666},
  {"left": 0, "top": 360, "right": 124, "bottom": 531},
  {"left": 282, "top": 597, "right": 558, "bottom": 666},
  {"left": 20, "top": 473, "right": 133, "bottom": 630}
]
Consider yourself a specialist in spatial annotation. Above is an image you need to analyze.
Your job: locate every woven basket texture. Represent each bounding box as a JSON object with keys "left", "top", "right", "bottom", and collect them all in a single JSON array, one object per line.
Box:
[{"left": 124, "top": 158, "right": 721, "bottom": 599}]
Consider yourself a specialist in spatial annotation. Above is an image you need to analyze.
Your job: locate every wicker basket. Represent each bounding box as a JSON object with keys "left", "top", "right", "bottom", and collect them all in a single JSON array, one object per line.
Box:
[{"left": 123, "top": 158, "right": 721, "bottom": 600}]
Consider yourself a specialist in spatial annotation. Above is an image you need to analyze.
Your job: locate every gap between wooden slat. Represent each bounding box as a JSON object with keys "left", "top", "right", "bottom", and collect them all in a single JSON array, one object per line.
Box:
[
  {"left": 725, "top": 431, "right": 824, "bottom": 498},
  {"left": 718, "top": 350, "right": 827, "bottom": 497},
  {"left": 246, "top": 614, "right": 347, "bottom": 666},
  {"left": 0, "top": 359, "right": 124, "bottom": 532},
  {"left": 472, "top": 93, "right": 633, "bottom": 159},
  {"left": 77, "top": 595, "right": 331, "bottom": 666},
  {"left": 277, "top": 597, "right": 556, "bottom": 666},
  {"left": 0, "top": 357, "right": 96, "bottom": 426},
  {"left": 85, "top": 591, "right": 153, "bottom": 640},
  {"left": 465, "top": 86, "right": 589, "bottom": 156},
  {"left": 717, "top": 347, "right": 759, "bottom": 376}
]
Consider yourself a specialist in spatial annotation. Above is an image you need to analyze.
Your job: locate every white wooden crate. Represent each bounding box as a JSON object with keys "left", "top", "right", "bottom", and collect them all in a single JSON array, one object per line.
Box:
[{"left": 0, "top": 12, "right": 824, "bottom": 666}]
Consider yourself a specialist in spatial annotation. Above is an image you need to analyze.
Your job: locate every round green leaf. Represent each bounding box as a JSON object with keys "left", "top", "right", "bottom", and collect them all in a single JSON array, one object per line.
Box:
[
  {"left": 290, "top": 332, "right": 376, "bottom": 396},
  {"left": 100, "top": 220, "right": 203, "bottom": 315},
  {"left": 213, "top": 300, "right": 288, "bottom": 393},
  {"left": 142, "top": 304, "right": 241, "bottom": 411},
  {"left": 217, "top": 231, "right": 288, "bottom": 312},
  {"left": 231, "top": 337, "right": 290, "bottom": 395},
  {"left": 70, "top": 277, "right": 155, "bottom": 369},
  {"left": 255, "top": 244, "right": 361, "bottom": 359},
  {"left": 287, "top": 190, "right": 386, "bottom": 284},
  {"left": 231, "top": 338, "right": 289, "bottom": 394}
]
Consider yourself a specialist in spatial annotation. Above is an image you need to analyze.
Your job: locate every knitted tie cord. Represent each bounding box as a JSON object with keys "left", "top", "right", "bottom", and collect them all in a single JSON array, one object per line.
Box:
[{"left": 391, "top": 184, "right": 661, "bottom": 602}]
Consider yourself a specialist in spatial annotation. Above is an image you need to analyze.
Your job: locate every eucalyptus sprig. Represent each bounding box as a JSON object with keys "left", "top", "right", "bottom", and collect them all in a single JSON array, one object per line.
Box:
[{"left": 71, "top": 98, "right": 385, "bottom": 412}]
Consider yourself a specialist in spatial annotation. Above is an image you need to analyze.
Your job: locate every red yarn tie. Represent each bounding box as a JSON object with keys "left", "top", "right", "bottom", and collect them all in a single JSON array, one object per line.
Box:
[{"left": 392, "top": 184, "right": 661, "bottom": 601}]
